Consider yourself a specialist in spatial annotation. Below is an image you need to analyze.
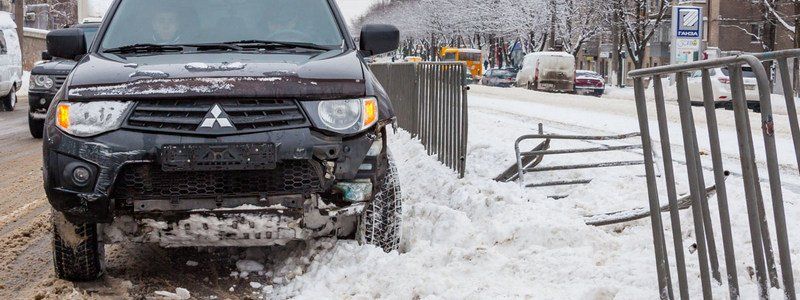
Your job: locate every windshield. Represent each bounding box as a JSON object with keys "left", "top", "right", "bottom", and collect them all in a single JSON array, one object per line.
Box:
[
  {"left": 494, "top": 70, "right": 514, "bottom": 78},
  {"left": 459, "top": 52, "right": 481, "bottom": 62},
  {"left": 100, "top": 0, "right": 344, "bottom": 51}
]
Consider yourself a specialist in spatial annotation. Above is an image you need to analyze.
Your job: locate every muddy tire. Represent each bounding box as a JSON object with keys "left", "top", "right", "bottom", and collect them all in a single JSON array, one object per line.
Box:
[
  {"left": 3, "top": 85, "right": 16, "bottom": 111},
  {"left": 52, "top": 211, "right": 105, "bottom": 281},
  {"left": 28, "top": 114, "right": 44, "bottom": 139},
  {"left": 358, "top": 153, "right": 402, "bottom": 252}
]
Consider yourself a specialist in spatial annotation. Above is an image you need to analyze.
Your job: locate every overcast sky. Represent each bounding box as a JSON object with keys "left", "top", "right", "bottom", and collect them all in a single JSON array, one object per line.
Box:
[{"left": 335, "top": 0, "right": 375, "bottom": 26}]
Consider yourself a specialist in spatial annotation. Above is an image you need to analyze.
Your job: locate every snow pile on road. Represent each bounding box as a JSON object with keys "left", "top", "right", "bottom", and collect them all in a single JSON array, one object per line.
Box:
[{"left": 258, "top": 130, "right": 659, "bottom": 299}]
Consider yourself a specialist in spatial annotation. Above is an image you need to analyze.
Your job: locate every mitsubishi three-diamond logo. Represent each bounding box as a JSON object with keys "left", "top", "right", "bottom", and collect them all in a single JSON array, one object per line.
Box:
[{"left": 200, "top": 104, "right": 233, "bottom": 129}]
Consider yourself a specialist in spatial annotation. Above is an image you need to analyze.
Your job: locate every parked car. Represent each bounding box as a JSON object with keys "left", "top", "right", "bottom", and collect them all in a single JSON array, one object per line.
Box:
[
  {"left": 44, "top": 0, "right": 402, "bottom": 281},
  {"left": 28, "top": 21, "right": 101, "bottom": 138},
  {"left": 481, "top": 68, "right": 518, "bottom": 87},
  {"left": 516, "top": 51, "right": 575, "bottom": 93},
  {"left": 686, "top": 66, "right": 760, "bottom": 110},
  {"left": 574, "top": 70, "right": 605, "bottom": 97},
  {"left": 0, "top": 12, "right": 23, "bottom": 112}
]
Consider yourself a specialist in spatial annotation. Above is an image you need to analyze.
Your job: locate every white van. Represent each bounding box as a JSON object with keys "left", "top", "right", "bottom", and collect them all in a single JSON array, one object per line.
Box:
[
  {"left": 0, "top": 12, "right": 22, "bottom": 111},
  {"left": 516, "top": 51, "right": 575, "bottom": 93}
]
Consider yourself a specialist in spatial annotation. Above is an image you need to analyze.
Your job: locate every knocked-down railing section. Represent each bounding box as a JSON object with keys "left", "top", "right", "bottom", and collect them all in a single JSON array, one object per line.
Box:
[
  {"left": 629, "top": 51, "right": 799, "bottom": 300},
  {"left": 371, "top": 62, "right": 469, "bottom": 178},
  {"left": 513, "top": 129, "right": 644, "bottom": 188}
]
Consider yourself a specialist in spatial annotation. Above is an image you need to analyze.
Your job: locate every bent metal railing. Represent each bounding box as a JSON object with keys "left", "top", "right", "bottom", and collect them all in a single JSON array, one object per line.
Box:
[
  {"left": 629, "top": 53, "right": 798, "bottom": 300},
  {"left": 371, "top": 62, "right": 469, "bottom": 178}
]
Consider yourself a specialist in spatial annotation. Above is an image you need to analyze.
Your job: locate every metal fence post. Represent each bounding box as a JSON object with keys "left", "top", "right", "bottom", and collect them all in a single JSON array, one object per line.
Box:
[
  {"left": 633, "top": 77, "right": 674, "bottom": 300},
  {"left": 652, "top": 75, "right": 690, "bottom": 299}
]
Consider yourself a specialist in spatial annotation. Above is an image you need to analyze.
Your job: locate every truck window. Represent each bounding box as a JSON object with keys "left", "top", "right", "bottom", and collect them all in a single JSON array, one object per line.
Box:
[{"left": 100, "top": 0, "right": 345, "bottom": 50}]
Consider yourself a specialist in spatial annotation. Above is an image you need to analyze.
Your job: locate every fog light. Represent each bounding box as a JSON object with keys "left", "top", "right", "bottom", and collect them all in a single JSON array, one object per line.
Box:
[
  {"left": 40, "top": 98, "right": 47, "bottom": 105},
  {"left": 72, "top": 167, "right": 91, "bottom": 185}
]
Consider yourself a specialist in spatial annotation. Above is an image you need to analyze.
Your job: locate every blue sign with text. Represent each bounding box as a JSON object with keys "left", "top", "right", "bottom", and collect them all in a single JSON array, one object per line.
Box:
[{"left": 676, "top": 7, "right": 702, "bottom": 39}]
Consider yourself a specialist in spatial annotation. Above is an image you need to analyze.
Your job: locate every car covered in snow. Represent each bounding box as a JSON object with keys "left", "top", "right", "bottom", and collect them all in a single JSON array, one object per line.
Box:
[
  {"left": 516, "top": 51, "right": 575, "bottom": 93},
  {"left": 28, "top": 21, "right": 100, "bottom": 138},
  {"left": 43, "top": 0, "right": 403, "bottom": 282},
  {"left": 0, "top": 12, "right": 23, "bottom": 112},
  {"left": 574, "top": 70, "right": 604, "bottom": 97}
]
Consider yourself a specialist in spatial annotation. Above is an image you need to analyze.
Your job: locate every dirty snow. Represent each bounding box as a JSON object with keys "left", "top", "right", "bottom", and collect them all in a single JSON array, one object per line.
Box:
[{"left": 154, "top": 287, "right": 190, "bottom": 300}]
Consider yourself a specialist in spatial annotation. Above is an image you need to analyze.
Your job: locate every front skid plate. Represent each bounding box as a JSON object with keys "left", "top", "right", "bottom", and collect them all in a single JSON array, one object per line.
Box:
[{"left": 101, "top": 205, "right": 365, "bottom": 248}]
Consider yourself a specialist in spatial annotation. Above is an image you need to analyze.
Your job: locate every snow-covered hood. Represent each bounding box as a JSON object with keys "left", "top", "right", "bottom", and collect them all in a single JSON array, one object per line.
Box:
[{"left": 66, "top": 50, "right": 367, "bottom": 100}]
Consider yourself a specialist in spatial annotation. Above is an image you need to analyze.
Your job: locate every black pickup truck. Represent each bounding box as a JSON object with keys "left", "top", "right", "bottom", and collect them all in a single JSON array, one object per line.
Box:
[{"left": 43, "top": 0, "right": 402, "bottom": 281}]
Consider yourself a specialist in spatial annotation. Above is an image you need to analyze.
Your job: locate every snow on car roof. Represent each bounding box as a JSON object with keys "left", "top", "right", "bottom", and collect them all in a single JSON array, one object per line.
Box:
[{"left": 0, "top": 12, "right": 16, "bottom": 30}]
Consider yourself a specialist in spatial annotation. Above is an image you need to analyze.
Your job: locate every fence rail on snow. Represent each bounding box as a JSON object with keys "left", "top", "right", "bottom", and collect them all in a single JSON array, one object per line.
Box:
[
  {"left": 629, "top": 51, "right": 798, "bottom": 300},
  {"left": 370, "top": 62, "right": 469, "bottom": 178}
]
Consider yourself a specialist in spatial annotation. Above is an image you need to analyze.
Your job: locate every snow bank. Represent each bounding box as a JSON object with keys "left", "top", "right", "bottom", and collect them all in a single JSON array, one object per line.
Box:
[{"left": 263, "top": 130, "right": 659, "bottom": 299}]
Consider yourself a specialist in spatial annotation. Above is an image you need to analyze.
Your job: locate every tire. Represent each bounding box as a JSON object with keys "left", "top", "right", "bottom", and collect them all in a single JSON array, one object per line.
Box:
[
  {"left": 357, "top": 152, "right": 403, "bottom": 252},
  {"left": 3, "top": 85, "right": 16, "bottom": 111},
  {"left": 52, "top": 211, "right": 105, "bottom": 282},
  {"left": 29, "top": 113, "right": 44, "bottom": 139}
]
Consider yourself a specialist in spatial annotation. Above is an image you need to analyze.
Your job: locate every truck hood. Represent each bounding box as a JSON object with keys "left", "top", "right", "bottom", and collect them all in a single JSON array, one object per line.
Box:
[
  {"left": 32, "top": 59, "right": 78, "bottom": 75},
  {"left": 66, "top": 50, "right": 367, "bottom": 100}
]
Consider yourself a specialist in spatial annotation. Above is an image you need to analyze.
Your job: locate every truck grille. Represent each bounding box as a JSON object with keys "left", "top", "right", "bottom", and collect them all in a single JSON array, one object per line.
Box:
[
  {"left": 111, "top": 161, "right": 324, "bottom": 201},
  {"left": 54, "top": 75, "right": 68, "bottom": 90},
  {"left": 124, "top": 99, "right": 308, "bottom": 135}
]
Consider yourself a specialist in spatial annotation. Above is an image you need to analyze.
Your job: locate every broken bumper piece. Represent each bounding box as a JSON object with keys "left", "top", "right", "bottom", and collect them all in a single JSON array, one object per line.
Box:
[{"left": 103, "top": 195, "right": 365, "bottom": 248}]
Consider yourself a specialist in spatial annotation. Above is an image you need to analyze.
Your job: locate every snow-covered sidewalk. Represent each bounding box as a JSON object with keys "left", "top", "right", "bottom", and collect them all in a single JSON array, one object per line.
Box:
[{"left": 248, "top": 86, "right": 799, "bottom": 299}]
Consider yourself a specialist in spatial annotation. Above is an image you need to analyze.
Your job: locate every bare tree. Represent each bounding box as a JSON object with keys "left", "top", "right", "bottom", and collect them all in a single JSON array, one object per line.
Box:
[{"left": 611, "top": 0, "right": 670, "bottom": 69}]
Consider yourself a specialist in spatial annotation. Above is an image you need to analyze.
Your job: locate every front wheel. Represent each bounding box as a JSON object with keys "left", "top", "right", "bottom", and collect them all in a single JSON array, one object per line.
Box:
[
  {"left": 29, "top": 114, "right": 44, "bottom": 139},
  {"left": 3, "top": 85, "right": 16, "bottom": 111},
  {"left": 52, "top": 211, "right": 105, "bottom": 282},
  {"left": 357, "top": 153, "right": 402, "bottom": 253}
]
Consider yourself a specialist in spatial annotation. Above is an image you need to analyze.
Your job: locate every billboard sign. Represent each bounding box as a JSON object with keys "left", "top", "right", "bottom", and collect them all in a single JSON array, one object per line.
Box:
[{"left": 671, "top": 6, "right": 703, "bottom": 66}]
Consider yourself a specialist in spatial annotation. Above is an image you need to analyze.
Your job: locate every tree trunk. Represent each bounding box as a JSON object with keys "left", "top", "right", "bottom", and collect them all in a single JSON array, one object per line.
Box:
[
  {"left": 15, "top": 0, "right": 24, "bottom": 55},
  {"left": 794, "top": 1, "right": 800, "bottom": 96}
]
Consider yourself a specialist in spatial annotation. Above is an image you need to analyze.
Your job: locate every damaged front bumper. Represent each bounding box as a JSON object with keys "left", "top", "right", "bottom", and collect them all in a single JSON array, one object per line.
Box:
[
  {"left": 43, "top": 125, "right": 384, "bottom": 225},
  {"left": 102, "top": 195, "right": 365, "bottom": 247}
]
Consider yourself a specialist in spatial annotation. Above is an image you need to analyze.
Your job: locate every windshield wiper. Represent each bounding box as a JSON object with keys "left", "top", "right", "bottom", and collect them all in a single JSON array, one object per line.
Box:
[
  {"left": 104, "top": 43, "right": 185, "bottom": 54},
  {"left": 180, "top": 43, "right": 244, "bottom": 51},
  {"left": 222, "top": 40, "right": 333, "bottom": 51}
]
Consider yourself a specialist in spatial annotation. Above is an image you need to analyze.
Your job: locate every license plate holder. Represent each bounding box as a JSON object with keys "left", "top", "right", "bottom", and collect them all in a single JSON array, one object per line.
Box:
[
  {"left": 540, "top": 83, "right": 555, "bottom": 89},
  {"left": 160, "top": 143, "right": 277, "bottom": 171}
]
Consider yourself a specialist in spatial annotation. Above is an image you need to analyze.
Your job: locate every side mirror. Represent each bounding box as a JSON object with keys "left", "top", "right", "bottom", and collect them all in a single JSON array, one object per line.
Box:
[
  {"left": 41, "top": 51, "right": 52, "bottom": 61},
  {"left": 46, "top": 28, "right": 87, "bottom": 60},
  {"left": 359, "top": 24, "right": 399, "bottom": 57}
]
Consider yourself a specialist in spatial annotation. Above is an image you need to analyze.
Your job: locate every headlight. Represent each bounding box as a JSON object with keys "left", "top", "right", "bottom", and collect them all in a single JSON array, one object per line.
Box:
[
  {"left": 303, "top": 97, "right": 379, "bottom": 134},
  {"left": 32, "top": 75, "right": 54, "bottom": 89},
  {"left": 56, "top": 101, "right": 134, "bottom": 137}
]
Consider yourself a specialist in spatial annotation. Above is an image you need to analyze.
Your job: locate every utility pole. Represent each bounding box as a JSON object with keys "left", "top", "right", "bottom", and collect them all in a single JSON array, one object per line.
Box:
[
  {"left": 707, "top": 0, "right": 720, "bottom": 48},
  {"left": 14, "top": 0, "right": 23, "bottom": 54},
  {"left": 611, "top": 0, "right": 622, "bottom": 87},
  {"left": 548, "top": 0, "right": 556, "bottom": 50}
]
